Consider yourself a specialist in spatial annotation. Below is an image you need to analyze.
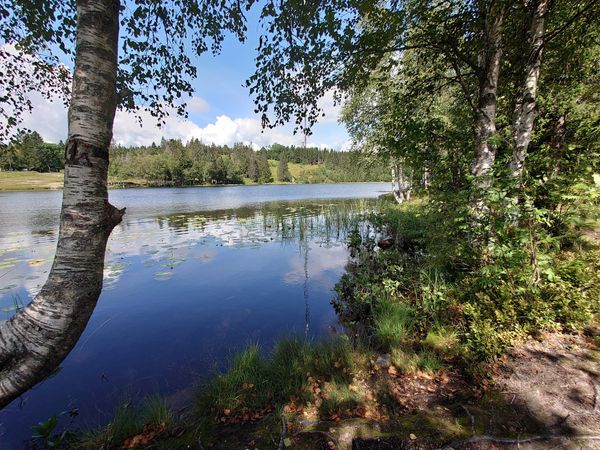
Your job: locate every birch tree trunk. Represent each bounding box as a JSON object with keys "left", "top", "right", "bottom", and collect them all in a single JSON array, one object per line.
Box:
[
  {"left": 551, "top": 113, "right": 567, "bottom": 175},
  {"left": 470, "top": 1, "right": 506, "bottom": 223},
  {"left": 392, "top": 162, "right": 412, "bottom": 204},
  {"left": 471, "top": 1, "right": 506, "bottom": 189},
  {"left": 392, "top": 163, "right": 404, "bottom": 204},
  {"left": 0, "top": 0, "right": 124, "bottom": 408},
  {"left": 509, "top": 0, "right": 549, "bottom": 181},
  {"left": 422, "top": 166, "right": 430, "bottom": 190}
]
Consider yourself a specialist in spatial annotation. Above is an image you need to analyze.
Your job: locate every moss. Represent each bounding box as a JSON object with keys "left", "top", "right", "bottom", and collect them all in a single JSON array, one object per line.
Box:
[
  {"left": 319, "top": 382, "right": 363, "bottom": 417},
  {"left": 385, "top": 409, "right": 469, "bottom": 443},
  {"left": 390, "top": 348, "right": 420, "bottom": 373}
]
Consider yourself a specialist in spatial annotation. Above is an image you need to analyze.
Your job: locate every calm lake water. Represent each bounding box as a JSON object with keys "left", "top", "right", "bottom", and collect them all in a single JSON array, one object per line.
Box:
[{"left": 0, "top": 183, "right": 387, "bottom": 448}]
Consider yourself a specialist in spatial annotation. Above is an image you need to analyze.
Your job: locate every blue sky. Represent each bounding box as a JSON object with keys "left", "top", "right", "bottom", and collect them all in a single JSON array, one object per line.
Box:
[{"left": 18, "top": 7, "right": 350, "bottom": 150}]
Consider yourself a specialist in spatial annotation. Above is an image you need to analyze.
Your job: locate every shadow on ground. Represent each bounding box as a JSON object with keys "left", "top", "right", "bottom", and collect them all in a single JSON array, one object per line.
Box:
[{"left": 285, "top": 333, "right": 600, "bottom": 449}]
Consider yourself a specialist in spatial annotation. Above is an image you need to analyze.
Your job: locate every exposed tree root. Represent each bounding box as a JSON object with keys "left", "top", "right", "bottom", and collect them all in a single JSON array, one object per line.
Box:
[
  {"left": 277, "top": 414, "right": 287, "bottom": 450},
  {"left": 294, "top": 429, "right": 339, "bottom": 447},
  {"left": 460, "top": 404, "right": 475, "bottom": 435}
]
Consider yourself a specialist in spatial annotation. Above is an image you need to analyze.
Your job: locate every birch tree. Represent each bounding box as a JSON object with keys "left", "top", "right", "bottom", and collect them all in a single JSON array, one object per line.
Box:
[
  {"left": 247, "top": 0, "right": 515, "bottom": 217},
  {"left": 508, "top": 0, "right": 598, "bottom": 182},
  {"left": 470, "top": 1, "right": 506, "bottom": 187},
  {"left": 391, "top": 161, "right": 413, "bottom": 204},
  {"left": 0, "top": 0, "right": 252, "bottom": 408},
  {"left": 509, "top": 0, "right": 548, "bottom": 181}
]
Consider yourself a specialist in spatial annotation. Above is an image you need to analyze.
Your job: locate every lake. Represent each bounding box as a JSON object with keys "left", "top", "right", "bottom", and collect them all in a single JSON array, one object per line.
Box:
[{"left": 0, "top": 183, "right": 388, "bottom": 447}]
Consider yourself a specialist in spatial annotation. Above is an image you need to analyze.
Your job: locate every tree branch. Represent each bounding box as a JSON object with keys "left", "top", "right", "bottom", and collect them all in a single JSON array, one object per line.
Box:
[{"left": 544, "top": 0, "right": 599, "bottom": 46}]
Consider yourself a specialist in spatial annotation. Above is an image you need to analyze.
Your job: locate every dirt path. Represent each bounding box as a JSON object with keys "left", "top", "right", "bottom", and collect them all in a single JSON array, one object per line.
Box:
[
  {"left": 477, "top": 332, "right": 600, "bottom": 449},
  {"left": 284, "top": 332, "right": 600, "bottom": 450}
]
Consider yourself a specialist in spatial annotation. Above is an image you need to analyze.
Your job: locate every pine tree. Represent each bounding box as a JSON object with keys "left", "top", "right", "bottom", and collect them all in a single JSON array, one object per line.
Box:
[{"left": 277, "top": 154, "right": 291, "bottom": 182}]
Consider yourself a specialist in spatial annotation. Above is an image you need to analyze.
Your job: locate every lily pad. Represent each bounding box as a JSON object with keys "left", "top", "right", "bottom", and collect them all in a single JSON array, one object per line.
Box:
[
  {"left": 154, "top": 271, "right": 173, "bottom": 280},
  {"left": 28, "top": 258, "right": 46, "bottom": 267}
]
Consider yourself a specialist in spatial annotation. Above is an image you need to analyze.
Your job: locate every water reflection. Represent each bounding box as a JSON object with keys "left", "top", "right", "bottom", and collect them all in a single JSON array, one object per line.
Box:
[
  {"left": 0, "top": 199, "right": 373, "bottom": 311},
  {"left": 0, "top": 194, "right": 380, "bottom": 448}
]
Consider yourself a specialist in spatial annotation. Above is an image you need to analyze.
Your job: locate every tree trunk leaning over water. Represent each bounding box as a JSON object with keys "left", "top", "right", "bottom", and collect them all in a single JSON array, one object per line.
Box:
[
  {"left": 0, "top": 0, "right": 124, "bottom": 409},
  {"left": 509, "top": 0, "right": 549, "bottom": 181}
]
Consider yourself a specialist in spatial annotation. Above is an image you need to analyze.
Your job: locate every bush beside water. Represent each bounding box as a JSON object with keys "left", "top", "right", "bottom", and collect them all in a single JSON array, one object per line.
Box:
[
  {"left": 335, "top": 194, "right": 599, "bottom": 370},
  {"left": 50, "top": 191, "right": 599, "bottom": 448}
]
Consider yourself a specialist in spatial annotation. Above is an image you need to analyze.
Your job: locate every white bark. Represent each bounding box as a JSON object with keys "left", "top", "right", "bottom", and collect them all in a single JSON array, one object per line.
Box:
[
  {"left": 0, "top": 0, "right": 124, "bottom": 408},
  {"left": 392, "top": 162, "right": 412, "bottom": 204},
  {"left": 392, "top": 165, "right": 402, "bottom": 204},
  {"left": 470, "top": 1, "right": 506, "bottom": 223},
  {"left": 551, "top": 114, "right": 566, "bottom": 175},
  {"left": 422, "top": 166, "right": 430, "bottom": 190},
  {"left": 510, "top": 0, "right": 549, "bottom": 180},
  {"left": 471, "top": 2, "right": 506, "bottom": 184}
]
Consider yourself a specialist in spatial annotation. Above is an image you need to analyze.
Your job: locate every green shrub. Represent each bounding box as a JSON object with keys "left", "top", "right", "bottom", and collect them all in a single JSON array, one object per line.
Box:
[{"left": 334, "top": 196, "right": 600, "bottom": 372}]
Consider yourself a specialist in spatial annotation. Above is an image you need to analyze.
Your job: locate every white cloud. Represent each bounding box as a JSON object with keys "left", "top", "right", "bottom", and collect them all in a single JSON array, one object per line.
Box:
[
  {"left": 0, "top": 44, "right": 70, "bottom": 143},
  {"left": 113, "top": 112, "right": 304, "bottom": 149},
  {"left": 112, "top": 107, "right": 197, "bottom": 147},
  {"left": 15, "top": 89, "right": 347, "bottom": 149},
  {"left": 340, "top": 140, "right": 353, "bottom": 152},
  {"left": 317, "top": 89, "right": 344, "bottom": 124},
  {"left": 187, "top": 96, "right": 209, "bottom": 113},
  {"left": 189, "top": 115, "right": 298, "bottom": 149},
  {"left": 19, "top": 92, "right": 68, "bottom": 143}
]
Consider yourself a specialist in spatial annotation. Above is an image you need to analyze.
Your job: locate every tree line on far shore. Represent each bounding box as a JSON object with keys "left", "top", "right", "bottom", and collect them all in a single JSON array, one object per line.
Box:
[
  {"left": 0, "top": 131, "right": 64, "bottom": 172},
  {"left": 1, "top": 132, "right": 390, "bottom": 185}
]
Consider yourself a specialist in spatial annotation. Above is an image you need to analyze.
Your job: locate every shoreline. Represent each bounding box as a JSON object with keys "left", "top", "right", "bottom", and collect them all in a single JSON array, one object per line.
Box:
[{"left": 0, "top": 171, "right": 390, "bottom": 193}]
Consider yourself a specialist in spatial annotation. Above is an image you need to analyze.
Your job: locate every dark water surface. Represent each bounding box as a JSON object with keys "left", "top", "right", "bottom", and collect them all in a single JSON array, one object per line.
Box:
[{"left": 0, "top": 183, "right": 387, "bottom": 447}]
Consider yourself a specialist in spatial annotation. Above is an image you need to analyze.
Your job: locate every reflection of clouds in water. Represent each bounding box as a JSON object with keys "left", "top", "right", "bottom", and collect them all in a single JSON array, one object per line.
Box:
[
  {"left": 1, "top": 200, "right": 367, "bottom": 302},
  {"left": 103, "top": 261, "right": 127, "bottom": 290},
  {"left": 106, "top": 209, "right": 339, "bottom": 269},
  {"left": 283, "top": 245, "right": 348, "bottom": 287},
  {"left": 0, "top": 212, "right": 275, "bottom": 302},
  {"left": 108, "top": 216, "right": 270, "bottom": 258},
  {"left": 0, "top": 231, "right": 55, "bottom": 300},
  {"left": 193, "top": 249, "right": 217, "bottom": 263}
]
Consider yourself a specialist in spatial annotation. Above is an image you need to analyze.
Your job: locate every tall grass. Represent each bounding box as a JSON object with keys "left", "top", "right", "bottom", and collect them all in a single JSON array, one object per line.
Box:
[
  {"left": 74, "top": 395, "right": 172, "bottom": 449},
  {"left": 193, "top": 336, "right": 359, "bottom": 436},
  {"left": 373, "top": 299, "right": 416, "bottom": 348}
]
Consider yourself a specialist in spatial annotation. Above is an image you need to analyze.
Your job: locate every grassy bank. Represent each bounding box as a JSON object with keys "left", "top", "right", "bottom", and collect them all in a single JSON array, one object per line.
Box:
[
  {"left": 0, "top": 171, "right": 64, "bottom": 191},
  {"left": 31, "top": 197, "right": 600, "bottom": 449},
  {"left": 0, "top": 165, "right": 387, "bottom": 191},
  {"left": 60, "top": 336, "right": 473, "bottom": 449}
]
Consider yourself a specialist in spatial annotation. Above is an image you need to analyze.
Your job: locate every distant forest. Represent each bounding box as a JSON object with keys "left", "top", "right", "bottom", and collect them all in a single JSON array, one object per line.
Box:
[{"left": 0, "top": 132, "right": 389, "bottom": 185}]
